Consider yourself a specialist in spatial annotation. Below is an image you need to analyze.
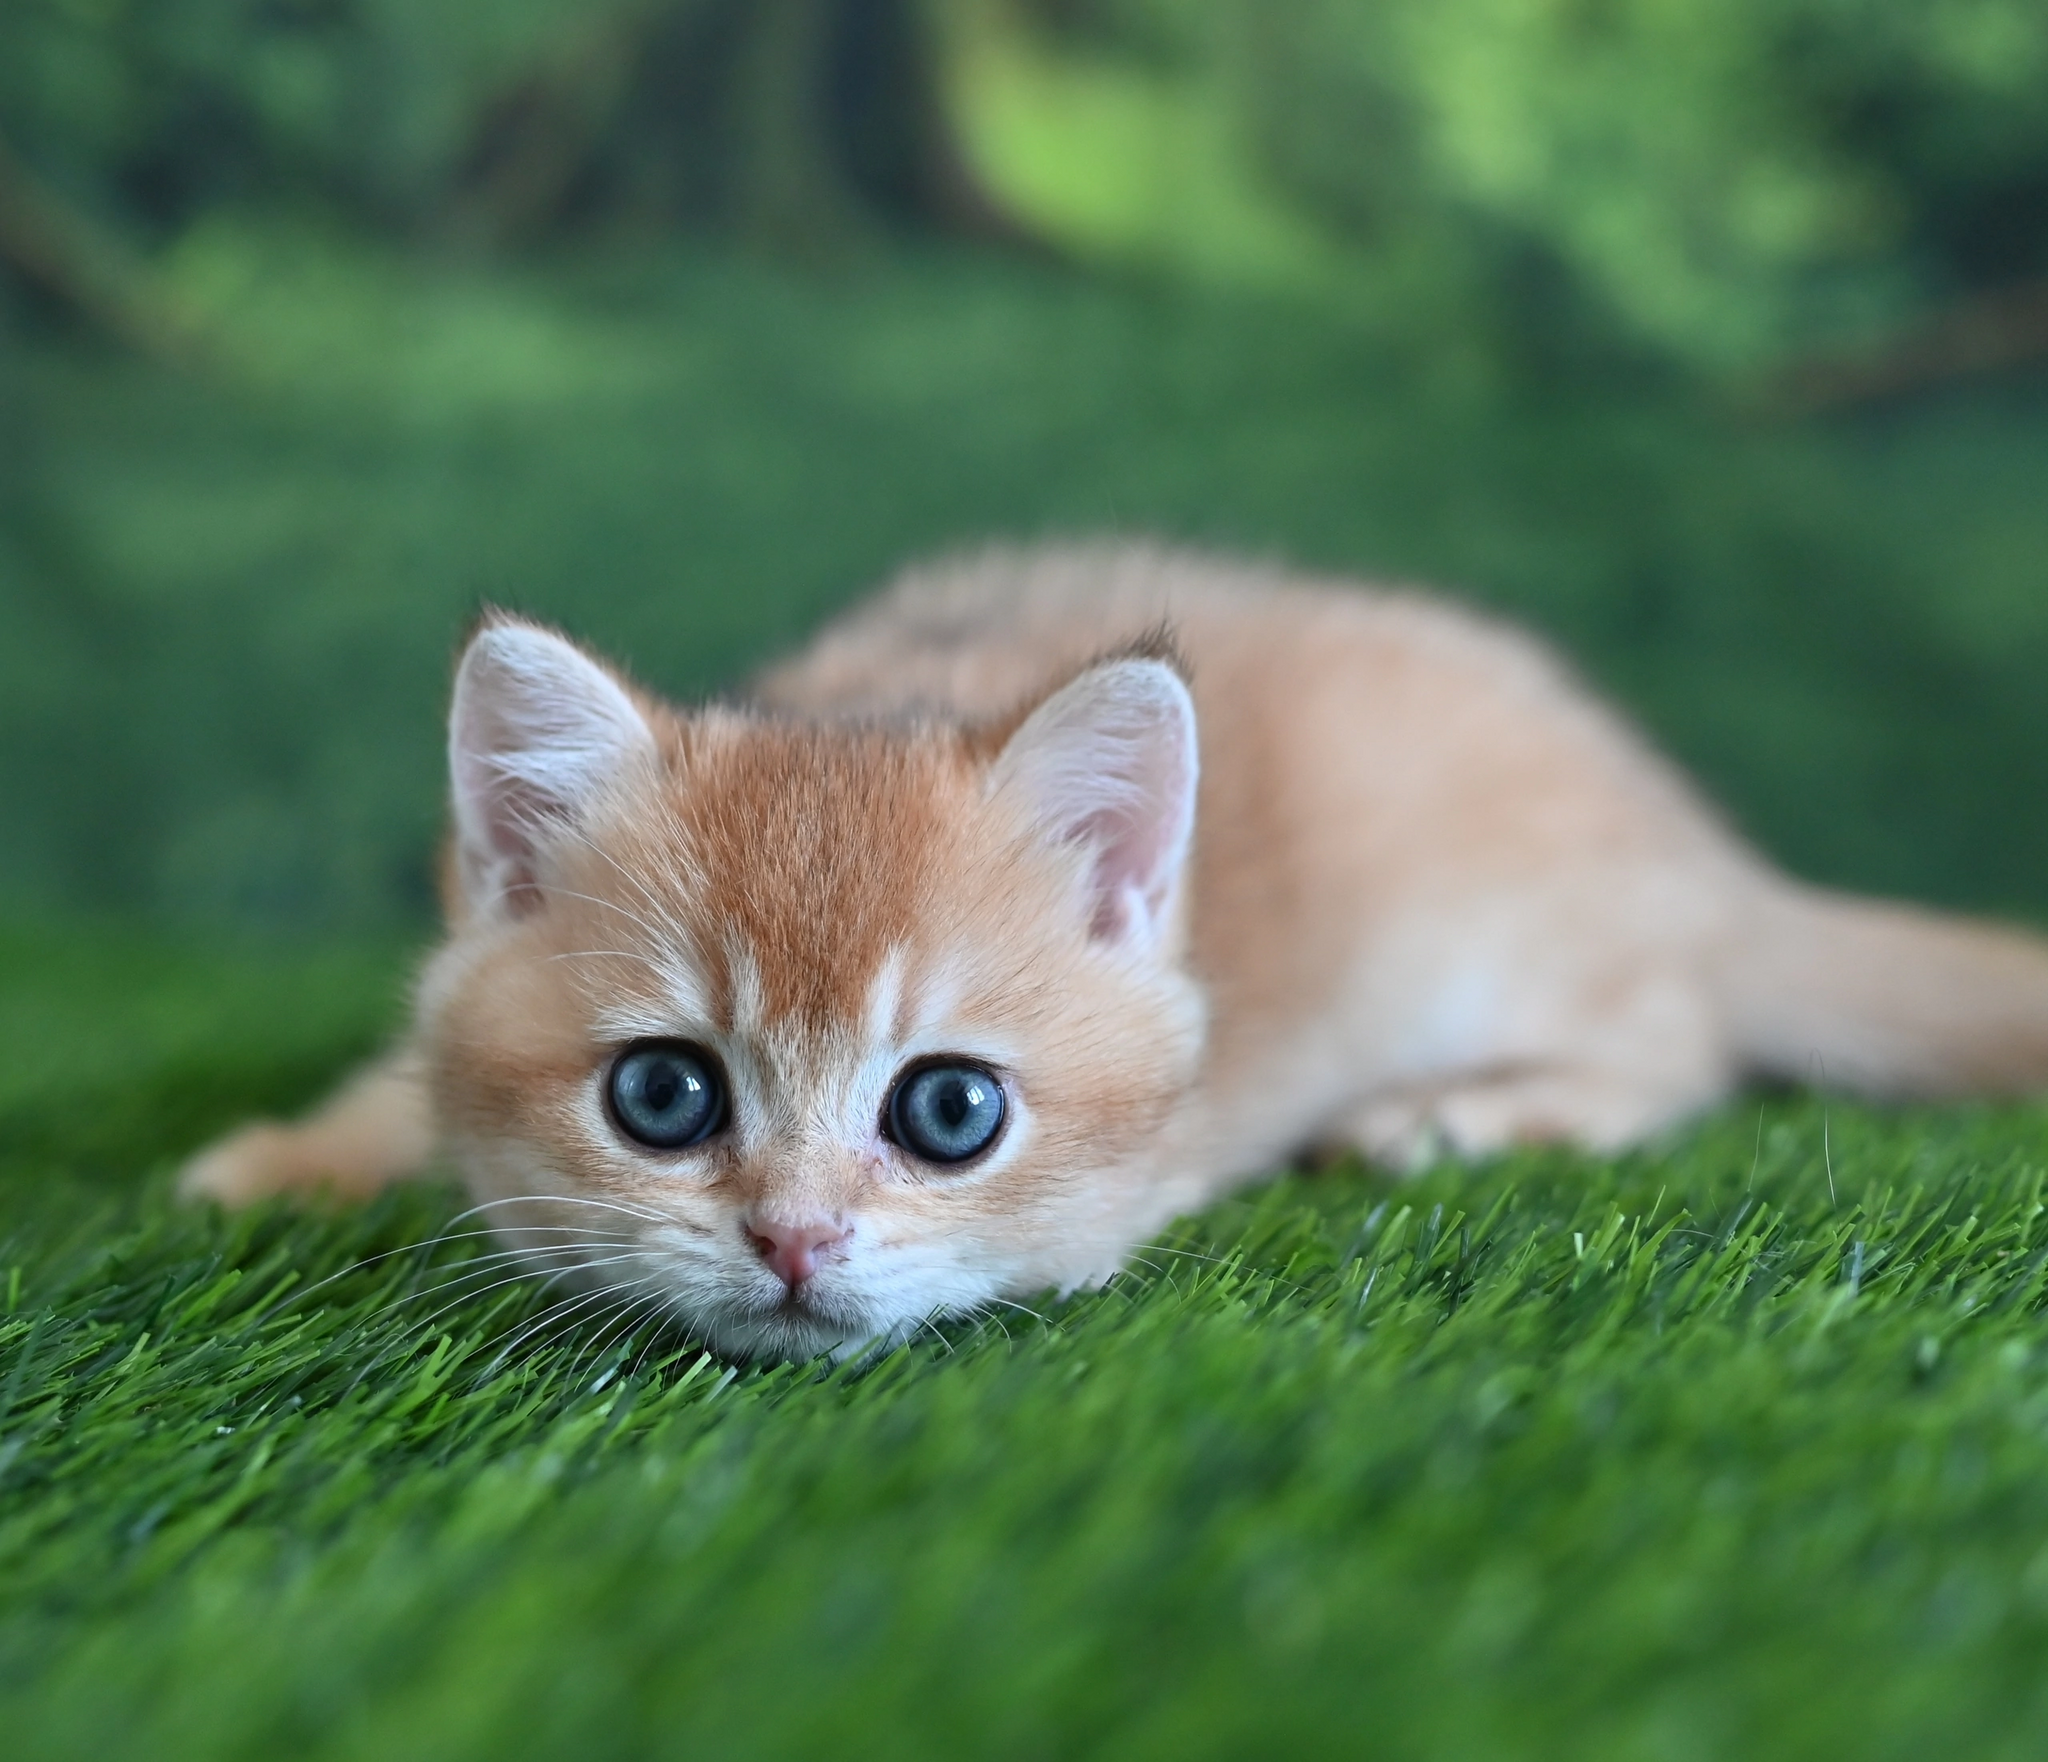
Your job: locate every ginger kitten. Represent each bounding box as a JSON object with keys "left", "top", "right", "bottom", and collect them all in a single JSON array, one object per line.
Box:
[{"left": 183, "top": 544, "right": 2048, "bottom": 1360}]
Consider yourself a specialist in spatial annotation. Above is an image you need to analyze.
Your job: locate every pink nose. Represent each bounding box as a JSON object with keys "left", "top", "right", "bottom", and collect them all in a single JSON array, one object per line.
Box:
[{"left": 744, "top": 1218, "right": 852, "bottom": 1289}]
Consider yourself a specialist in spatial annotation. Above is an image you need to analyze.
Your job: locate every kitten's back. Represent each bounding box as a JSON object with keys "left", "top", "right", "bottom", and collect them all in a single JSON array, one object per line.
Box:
[{"left": 765, "top": 542, "right": 2048, "bottom": 1164}]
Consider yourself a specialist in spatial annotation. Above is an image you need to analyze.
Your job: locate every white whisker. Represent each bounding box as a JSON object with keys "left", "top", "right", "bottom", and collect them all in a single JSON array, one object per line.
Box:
[
  {"left": 257, "top": 1215, "right": 648, "bottom": 1327},
  {"left": 569, "top": 1281, "right": 675, "bottom": 1383},
  {"left": 342, "top": 1264, "right": 583, "bottom": 1389},
  {"left": 546, "top": 948, "right": 672, "bottom": 972},
  {"left": 358, "top": 1242, "right": 645, "bottom": 1322},
  {"left": 452, "top": 1192, "right": 673, "bottom": 1226},
  {"left": 533, "top": 883, "right": 670, "bottom": 946},
  {"left": 487, "top": 1280, "right": 652, "bottom": 1369},
  {"left": 550, "top": 820, "right": 690, "bottom": 925},
  {"left": 362, "top": 1249, "right": 656, "bottom": 1351}
]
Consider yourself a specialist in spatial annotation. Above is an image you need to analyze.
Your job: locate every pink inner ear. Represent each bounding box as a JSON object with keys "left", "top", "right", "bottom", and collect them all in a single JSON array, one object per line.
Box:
[
  {"left": 454, "top": 761, "right": 552, "bottom": 917},
  {"left": 1076, "top": 793, "right": 1182, "bottom": 943},
  {"left": 990, "top": 659, "right": 1200, "bottom": 951},
  {"left": 448, "top": 622, "right": 655, "bottom": 918}
]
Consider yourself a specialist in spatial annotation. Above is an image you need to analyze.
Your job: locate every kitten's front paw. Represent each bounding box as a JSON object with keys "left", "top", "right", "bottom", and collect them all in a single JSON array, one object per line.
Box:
[
  {"left": 178, "top": 1123, "right": 330, "bottom": 1206},
  {"left": 178, "top": 1052, "right": 434, "bottom": 1206},
  {"left": 1328, "top": 1096, "right": 1449, "bottom": 1175}
]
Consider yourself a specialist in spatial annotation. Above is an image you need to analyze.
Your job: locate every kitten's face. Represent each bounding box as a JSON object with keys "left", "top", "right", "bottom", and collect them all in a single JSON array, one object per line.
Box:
[{"left": 421, "top": 624, "right": 1204, "bottom": 1360}]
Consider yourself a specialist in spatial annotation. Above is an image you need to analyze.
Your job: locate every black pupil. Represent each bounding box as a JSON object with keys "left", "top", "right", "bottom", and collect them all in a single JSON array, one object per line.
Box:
[
  {"left": 610, "top": 1044, "right": 720, "bottom": 1149},
  {"left": 893, "top": 1065, "right": 1003, "bottom": 1163}
]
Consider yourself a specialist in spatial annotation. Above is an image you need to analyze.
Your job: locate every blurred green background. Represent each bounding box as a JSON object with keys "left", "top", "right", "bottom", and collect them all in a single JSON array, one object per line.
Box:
[{"left": 3, "top": 0, "right": 2047, "bottom": 932}]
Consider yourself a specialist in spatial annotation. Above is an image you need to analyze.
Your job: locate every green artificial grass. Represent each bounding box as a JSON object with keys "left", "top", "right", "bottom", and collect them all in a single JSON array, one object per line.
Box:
[{"left": 8, "top": 925, "right": 2048, "bottom": 1760}]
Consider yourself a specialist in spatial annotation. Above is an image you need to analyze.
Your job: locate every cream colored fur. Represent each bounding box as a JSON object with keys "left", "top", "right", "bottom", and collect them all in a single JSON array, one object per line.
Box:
[{"left": 181, "top": 543, "right": 2048, "bottom": 1359}]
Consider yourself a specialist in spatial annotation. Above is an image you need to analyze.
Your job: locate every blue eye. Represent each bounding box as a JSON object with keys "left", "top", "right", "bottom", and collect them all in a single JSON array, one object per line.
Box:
[
  {"left": 887, "top": 1063, "right": 1006, "bottom": 1165},
  {"left": 607, "top": 1042, "right": 726, "bottom": 1150}
]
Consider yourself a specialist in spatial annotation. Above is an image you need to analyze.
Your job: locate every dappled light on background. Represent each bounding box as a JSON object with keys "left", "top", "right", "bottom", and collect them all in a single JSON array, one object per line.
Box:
[{"left": 2, "top": 1, "right": 2046, "bottom": 928}]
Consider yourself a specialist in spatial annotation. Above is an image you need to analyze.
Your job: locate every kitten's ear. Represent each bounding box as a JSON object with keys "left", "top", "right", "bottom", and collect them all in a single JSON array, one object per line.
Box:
[
  {"left": 449, "top": 619, "right": 657, "bottom": 916},
  {"left": 989, "top": 659, "right": 1199, "bottom": 953}
]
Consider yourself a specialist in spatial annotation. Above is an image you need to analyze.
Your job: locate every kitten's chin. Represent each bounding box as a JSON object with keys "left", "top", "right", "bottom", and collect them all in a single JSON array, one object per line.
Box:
[{"left": 686, "top": 1291, "right": 906, "bottom": 1366}]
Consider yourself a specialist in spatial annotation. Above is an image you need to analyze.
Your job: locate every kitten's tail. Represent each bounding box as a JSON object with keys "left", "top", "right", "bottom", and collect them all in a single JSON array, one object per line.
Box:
[{"left": 1722, "top": 883, "right": 2048, "bottom": 1098}]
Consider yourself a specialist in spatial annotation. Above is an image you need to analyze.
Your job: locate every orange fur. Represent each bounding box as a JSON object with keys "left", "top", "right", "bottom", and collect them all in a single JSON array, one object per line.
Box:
[{"left": 182, "top": 543, "right": 2048, "bottom": 1358}]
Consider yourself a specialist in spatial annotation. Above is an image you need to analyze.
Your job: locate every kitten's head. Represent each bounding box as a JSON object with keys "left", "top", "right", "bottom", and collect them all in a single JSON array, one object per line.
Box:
[{"left": 419, "top": 617, "right": 1205, "bottom": 1361}]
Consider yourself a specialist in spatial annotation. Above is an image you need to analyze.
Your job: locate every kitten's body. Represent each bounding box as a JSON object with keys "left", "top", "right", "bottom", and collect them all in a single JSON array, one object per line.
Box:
[{"left": 185, "top": 544, "right": 2048, "bottom": 1359}]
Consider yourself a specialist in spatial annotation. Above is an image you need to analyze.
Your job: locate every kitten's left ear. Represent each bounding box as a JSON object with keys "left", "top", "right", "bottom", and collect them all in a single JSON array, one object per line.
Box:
[
  {"left": 988, "top": 658, "right": 1199, "bottom": 953},
  {"left": 449, "top": 619, "right": 657, "bottom": 916}
]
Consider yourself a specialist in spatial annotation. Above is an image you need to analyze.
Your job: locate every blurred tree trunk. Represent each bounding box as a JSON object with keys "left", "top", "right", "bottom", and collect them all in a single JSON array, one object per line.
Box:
[
  {"left": 0, "top": 0, "right": 1029, "bottom": 356},
  {"left": 0, "top": 297, "right": 24, "bottom": 511},
  {"left": 727, "top": 0, "right": 858, "bottom": 251},
  {"left": 0, "top": 135, "right": 194, "bottom": 363},
  {"left": 449, "top": 0, "right": 1025, "bottom": 255},
  {"left": 1766, "top": 277, "right": 2048, "bottom": 413}
]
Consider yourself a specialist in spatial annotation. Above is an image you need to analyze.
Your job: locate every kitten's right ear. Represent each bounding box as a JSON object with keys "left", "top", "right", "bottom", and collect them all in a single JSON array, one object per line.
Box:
[
  {"left": 988, "top": 657, "right": 1199, "bottom": 955},
  {"left": 449, "top": 619, "right": 656, "bottom": 917}
]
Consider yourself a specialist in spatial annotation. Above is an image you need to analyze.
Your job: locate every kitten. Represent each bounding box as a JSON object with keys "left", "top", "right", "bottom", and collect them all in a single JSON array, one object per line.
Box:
[{"left": 182, "top": 543, "right": 2048, "bottom": 1360}]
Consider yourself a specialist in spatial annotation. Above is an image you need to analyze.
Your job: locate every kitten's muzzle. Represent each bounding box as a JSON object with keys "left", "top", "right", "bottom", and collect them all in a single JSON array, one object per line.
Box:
[{"left": 744, "top": 1216, "right": 853, "bottom": 1290}]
